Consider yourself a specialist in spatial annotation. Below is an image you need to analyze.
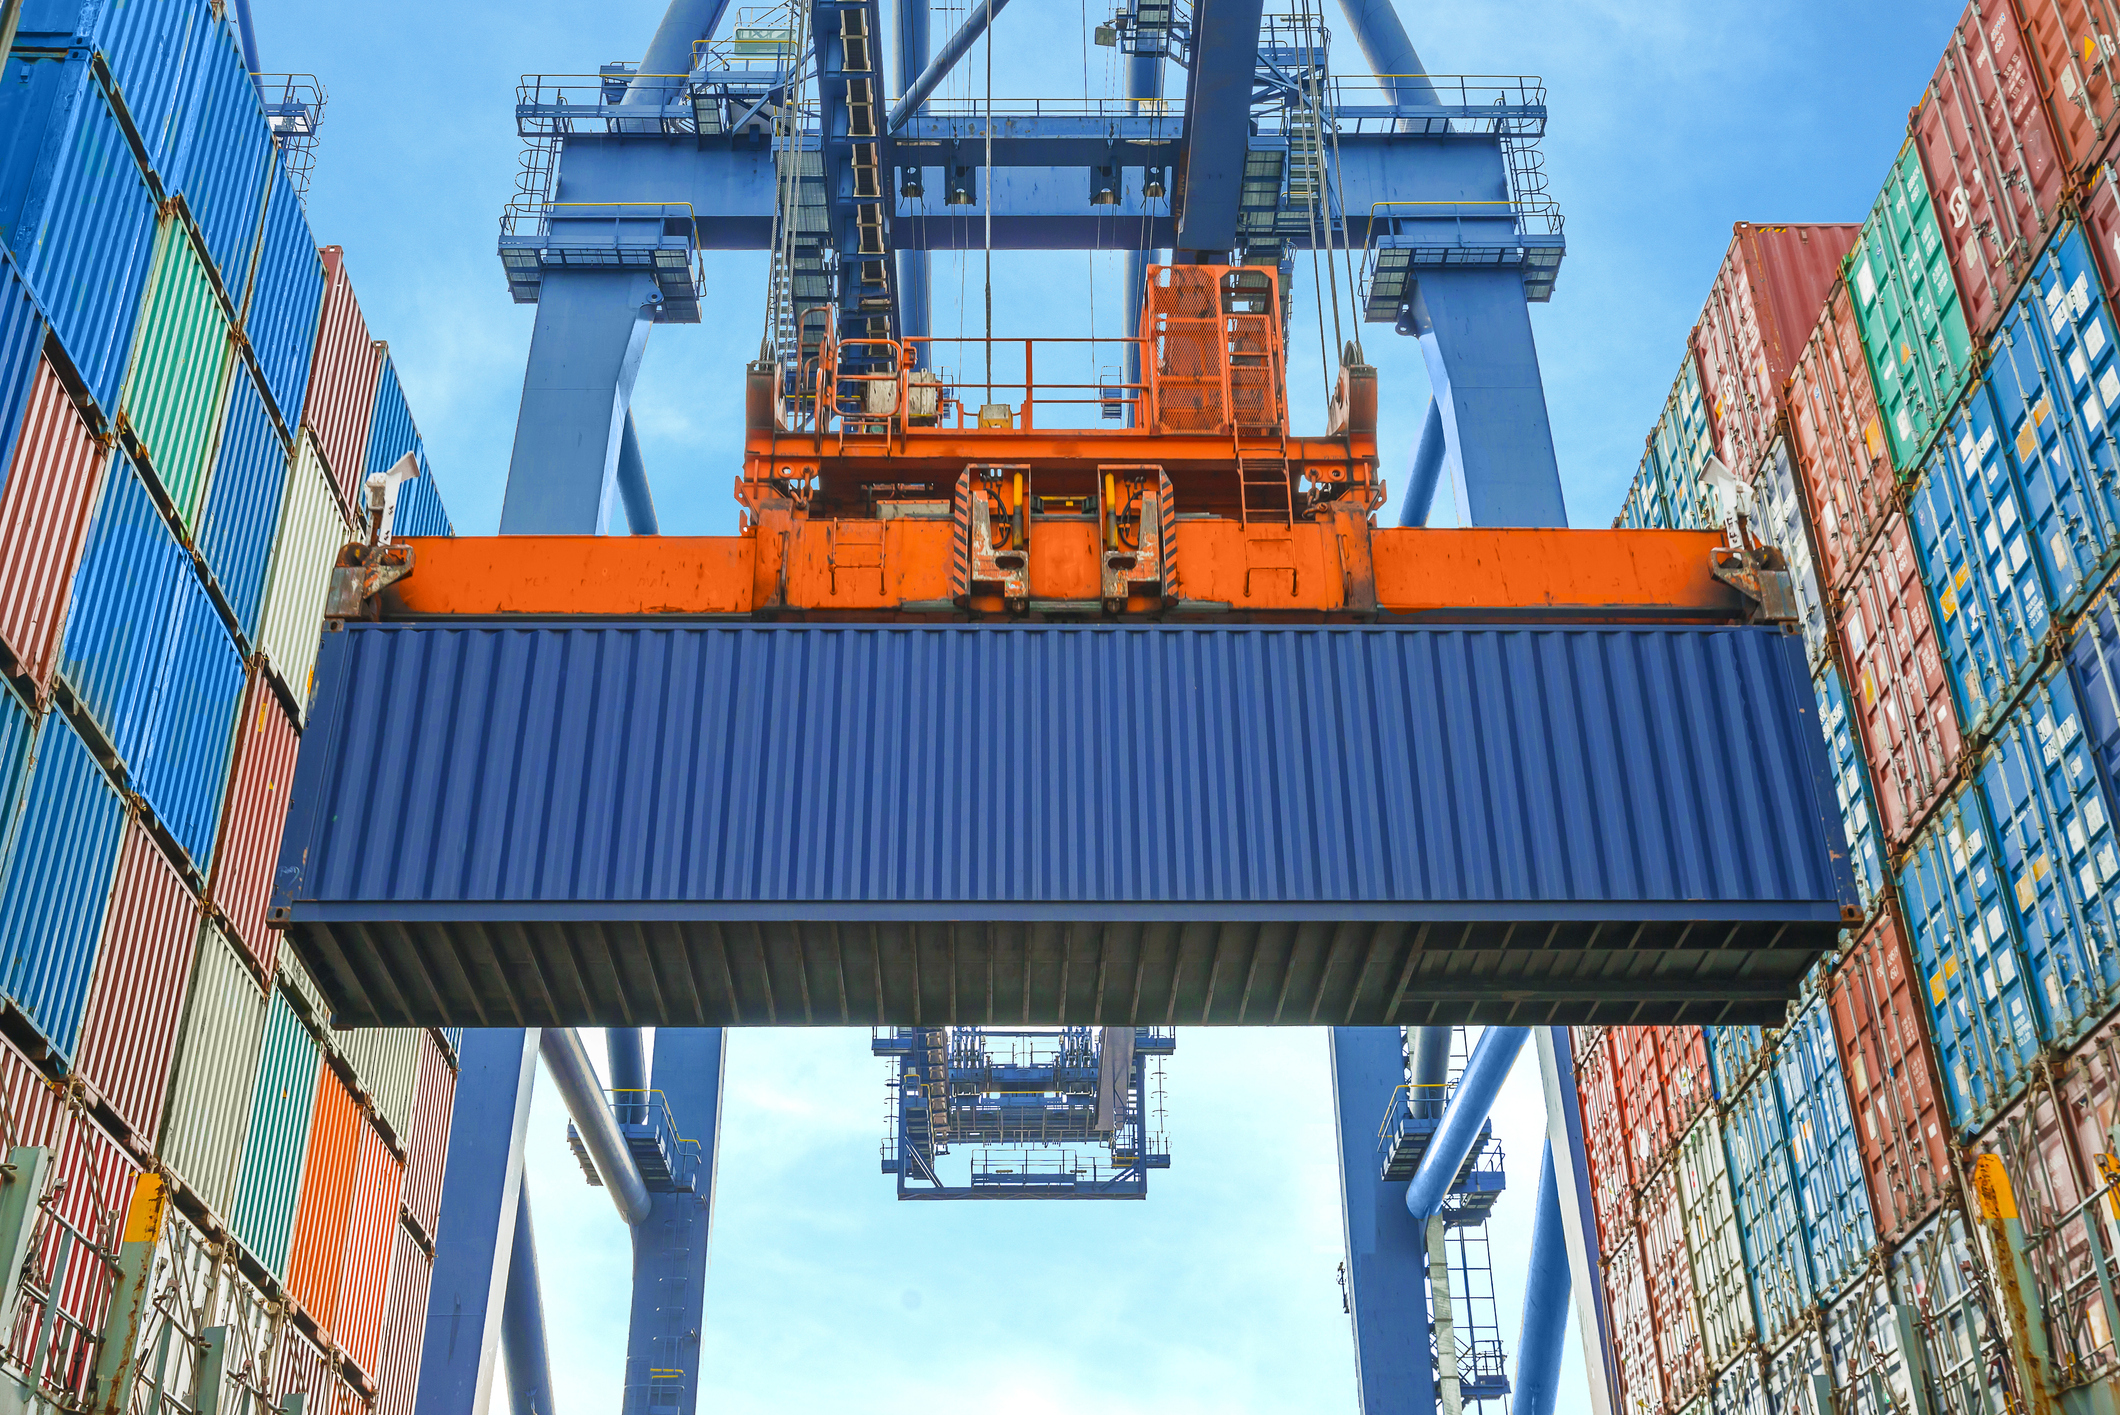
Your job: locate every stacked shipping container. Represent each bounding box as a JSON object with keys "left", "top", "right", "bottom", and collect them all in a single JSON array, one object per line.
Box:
[
  {"left": 1595, "top": 0, "right": 2120, "bottom": 1406},
  {"left": 0, "top": 6, "right": 459, "bottom": 1414}
]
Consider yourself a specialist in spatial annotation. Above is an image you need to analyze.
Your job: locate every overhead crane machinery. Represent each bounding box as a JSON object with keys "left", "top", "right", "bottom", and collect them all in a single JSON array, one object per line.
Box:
[{"left": 286, "top": 1, "right": 1857, "bottom": 1414}]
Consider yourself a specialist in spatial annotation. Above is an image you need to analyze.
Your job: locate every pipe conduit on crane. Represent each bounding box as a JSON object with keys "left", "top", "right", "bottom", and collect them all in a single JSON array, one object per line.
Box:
[
  {"left": 540, "top": 1028, "right": 653, "bottom": 1227},
  {"left": 1403, "top": 1026, "right": 1528, "bottom": 1221}
]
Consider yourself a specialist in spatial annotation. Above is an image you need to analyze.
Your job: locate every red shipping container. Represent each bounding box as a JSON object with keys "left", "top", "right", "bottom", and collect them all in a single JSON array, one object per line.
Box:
[
  {"left": 1605, "top": 1228, "right": 1663, "bottom": 1415},
  {"left": 1638, "top": 1164, "right": 1707, "bottom": 1412},
  {"left": 2009, "top": 0, "right": 2120, "bottom": 179},
  {"left": 273, "top": 1326, "right": 359, "bottom": 1415},
  {"left": 0, "top": 1034, "right": 140, "bottom": 1396},
  {"left": 2085, "top": 162, "right": 2120, "bottom": 301},
  {"left": 208, "top": 666, "right": 299, "bottom": 976},
  {"left": 1614, "top": 1027, "right": 1675, "bottom": 1183},
  {"left": 1914, "top": 0, "right": 2070, "bottom": 338},
  {"left": 374, "top": 1219, "right": 431, "bottom": 1415},
  {"left": 1824, "top": 906, "right": 1953, "bottom": 1248},
  {"left": 303, "top": 248, "right": 381, "bottom": 512},
  {"left": 1690, "top": 223, "right": 1859, "bottom": 484},
  {"left": 0, "top": 358, "right": 104, "bottom": 695},
  {"left": 287, "top": 1067, "right": 361, "bottom": 1335},
  {"left": 400, "top": 1030, "right": 454, "bottom": 1244},
  {"left": 1789, "top": 279, "right": 1894, "bottom": 594},
  {"left": 72, "top": 817, "right": 200, "bottom": 1143},
  {"left": 334, "top": 1112, "right": 406, "bottom": 1379},
  {"left": 1657, "top": 1027, "right": 1714, "bottom": 1138},
  {"left": 1578, "top": 1031, "right": 1633, "bottom": 1254},
  {"left": 1834, "top": 511, "right": 1963, "bottom": 848}
]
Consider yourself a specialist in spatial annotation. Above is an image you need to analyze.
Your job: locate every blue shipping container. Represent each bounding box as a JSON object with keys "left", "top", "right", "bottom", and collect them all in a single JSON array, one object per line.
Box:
[
  {"left": 165, "top": 15, "right": 271, "bottom": 301},
  {"left": 1707, "top": 1025, "right": 1767, "bottom": 1099},
  {"left": 243, "top": 157, "right": 324, "bottom": 432},
  {"left": 1775, "top": 997, "right": 1876, "bottom": 1302},
  {"left": 198, "top": 361, "right": 290, "bottom": 645},
  {"left": 1983, "top": 222, "right": 2120, "bottom": 622},
  {"left": 1721, "top": 1065, "right": 1814, "bottom": 1351},
  {"left": 1815, "top": 664, "right": 1886, "bottom": 918},
  {"left": 60, "top": 454, "right": 190, "bottom": 765},
  {"left": 392, "top": 445, "right": 453, "bottom": 538},
  {"left": 1976, "top": 663, "right": 2120, "bottom": 1046},
  {"left": 365, "top": 353, "right": 454, "bottom": 535},
  {"left": 276, "top": 622, "right": 1859, "bottom": 1028},
  {"left": 5, "top": 55, "right": 157, "bottom": 420},
  {"left": 88, "top": 0, "right": 214, "bottom": 176},
  {"left": 1907, "top": 381, "right": 2049, "bottom": 739},
  {"left": 1896, "top": 785, "right": 2043, "bottom": 1134},
  {"left": 0, "top": 252, "right": 45, "bottom": 500},
  {"left": 129, "top": 565, "right": 243, "bottom": 874},
  {"left": 0, "top": 707, "right": 121, "bottom": 1064}
]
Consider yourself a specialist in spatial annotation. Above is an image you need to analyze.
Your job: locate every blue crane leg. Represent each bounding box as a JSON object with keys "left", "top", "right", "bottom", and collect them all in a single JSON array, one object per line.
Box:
[
  {"left": 887, "top": 0, "right": 1014, "bottom": 131},
  {"left": 609, "top": 1027, "right": 648, "bottom": 1122},
  {"left": 1174, "top": 0, "right": 1267, "bottom": 256},
  {"left": 1405, "top": 1026, "right": 1527, "bottom": 1221},
  {"left": 415, "top": 1030, "right": 541, "bottom": 1415},
  {"left": 616, "top": 415, "right": 659, "bottom": 536},
  {"left": 1408, "top": 1024, "right": 1450, "bottom": 1117},
  {"left": 621, "top": 1029, "right": 728, "bottom": 1415},
  {"left": 1397, "top": 270, "right": 1567, "bottom": 527},
  {"left": 895, "top": 0, "right": 931, "bottom": 356},
  {"left": 501, "top": 1190, "right": 556, "bottom": 1415},
  {"left": 232, "top": 0, "right": 262, "bottom": 74},
  {"left": 499, "top": 271, "right": 662, "bottom": 535},
  {"left": 1534, "top": 1027, "right": 1620, "bottom": 1415},
  {"left": 1397, "top": 398, "right": 1448, "bottom": 528},
  {"left": 626, "top": 0, "right": 736, "bottom": 103},
  {"left": 1330, "top": 1027, "right": 1436, "bottom": 1415},
  {"left": 1121, "top": 48, "right": 1166, "bottom": 416},
  {"left": 1515, "top": 1138, "right": 1571, "bottom": 1415},
  {"left": 1328, "top": 0, "right": 1437, "bottom": 106}
]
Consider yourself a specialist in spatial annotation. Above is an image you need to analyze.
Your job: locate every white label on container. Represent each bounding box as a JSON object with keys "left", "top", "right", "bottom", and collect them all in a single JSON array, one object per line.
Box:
[
  {"left": 2100, "top": 365, "right": 2120, "bottom": 409},
  {"left": 2102, "top": 843, "right": 2118, "bottom": 881},
  {"left": 1960, "top": 432, "right": 1978, "bottom": 465},
  {"left": 2084, "top": 860, "right": 2100, "bottom": 898},
  {"left": 2049, "top": 280, "right": 2070, "bottom": 328},
  {"left": 1978, "top": 424, "right": 1997, "bottom": 458},
  {"left": 1897, "top": 407, "right": 1915, "bottom": 443},
  {"left": 1993, "top": 935, "right": 2016, "bottom": 980},
  {"left": 2011, "top": 535, "right": 2030, "bottom": 573},
  {"left": 2071, "top": 346, "right": 2092, "bottom": 385},
  {"left": 2073, "top": 270, "right": 2092, "bottom": 318},
  {"left": 2087, "top": 389, "right": 2107, "bottom": 428},
  {"left": 1857, "top": 260, "right": 1878, "bottom": 305},
  {"left": 2071, "top": 817, "right": 2090, "bottom": 856},
  {"left": 1999, "top": 495, "right": 2019, "bottom": 531},
  {"left": 1986, "top": 521, "right": 2006, "bottom": 557},
  {"left": 2091, "top": 317, "right": 2111, "bottom": 358}
]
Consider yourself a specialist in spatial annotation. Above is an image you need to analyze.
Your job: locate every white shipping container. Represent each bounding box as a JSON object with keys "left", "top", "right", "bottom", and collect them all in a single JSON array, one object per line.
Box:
[
  {"left": 1677, "top": 1109, "right": 1758, "bottom": 1369},
  {"left": 1824, "top": 1273, "right": 1919, "bottom": 1415},
  {"left": 1764, "top": 1332, "right": 1827, "bottom": 1415},
  {"left": 1886, "top": 1207, "right": 2013, "bottom": 1415},
  {"left": 257, "top": 431, "right": 350, "bottom": 718},
  {"left": 332, "top": 1023, "right": 421, "bottom": 1144},
  {"left": 132, "top": 1205, "right": 277, "bottom": 1414},
  {"left": 159, "top": 922, "right": 267, "bottom": 1221}
]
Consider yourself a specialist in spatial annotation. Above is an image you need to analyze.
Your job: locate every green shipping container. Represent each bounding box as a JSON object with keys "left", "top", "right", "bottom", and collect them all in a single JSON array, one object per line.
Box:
[
  {"left": 121, "top": 218, "right": 236, "bottom": 531},
  {"left": 1848, "top": 142, "right": 1974, "bottom": 476},
  {"left": 226, "top": 983, "right": 321, "bottom": 1278}
]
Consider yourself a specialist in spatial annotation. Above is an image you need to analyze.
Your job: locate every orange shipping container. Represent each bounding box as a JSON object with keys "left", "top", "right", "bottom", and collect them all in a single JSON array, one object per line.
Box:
[
  {"left": 2009, "top": 0, "right": 2120, "bottom": 179},
  {"left": 1913, "top": 0, "right": 2069, "bottom": 338},
  {"left": 334, "top": 1113, "right": 405, "bottom": 1378},
  {"left": 1834, "top": 512, "right": 1963, "bottom": 848},
  {"left": 287, "top": 1067, "right": 361, "bottom": 1335},
  {"left": 1824, "top": 905, "right": 1953, "bottom": 1247},
  {"left": 1788, "top": 280, "right": 1894, "bottom": 594},
  {"left": 1578, "top": 1031, "right": 1634, "bottom": 1253},
  {"left": 1690, "top": 223, "right": 1859, "bottom": 484}
]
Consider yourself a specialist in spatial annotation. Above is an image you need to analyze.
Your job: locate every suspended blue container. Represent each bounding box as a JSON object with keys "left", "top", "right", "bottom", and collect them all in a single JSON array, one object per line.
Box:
[
  {"left": 244, "top": 157, "right": 323, "bottom": 433},
  {"left": 1774, "top": 997, "right": 1875, "bottom": 1303},
  {"left": 0, "top": 252, "right": 46, "bottom": 500},
  {"left": 1983, "top": 221, "right": 2120, "bottom": 623},
  {"left": 1907, "top": 382, "right": 2050, "bottom": 740},
  {"left": 128, "top": 563, "right": 243, "bottom": 874},
  {"left": 1721, "top": 1063, "right": 1814, "bottom": 1352},
  {"left": 87, "top": 0, "right": 213, "bottom": 176},
  {"left": 1975, "top": 662, "right": 2120, "bottom": 1049},
  {"left": 60, "top": 453, "right": 191, "bottom": 767},
  {"left": 1707, "top": 1025, "right": 1768, "bottom": 1098},
  {"left": 1815, "top": 664, "right": 1886, "bottom": 918},
  {"left": 3, "top": 54, "right": 157, "bottom": 421},
  {"left": 1896, "top": 785, "right": 2043, "bottom": 1135},
  {"left": 197, "top": 361, "right": 290, "bottom": 645},
  {"left": 165, "top": 14, "right": 270, "bottom": 300},
  {"left": 392, "top": 445, "right": 453, "bottom": 537},
  {"left": 0, "top": 708, "right": 121, "bottom": 1065}
]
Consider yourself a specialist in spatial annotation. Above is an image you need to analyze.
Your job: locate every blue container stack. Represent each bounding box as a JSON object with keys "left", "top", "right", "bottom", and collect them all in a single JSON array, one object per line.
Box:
[{"left": 0, "top": 4, "right": 460, "bottom": 1411}]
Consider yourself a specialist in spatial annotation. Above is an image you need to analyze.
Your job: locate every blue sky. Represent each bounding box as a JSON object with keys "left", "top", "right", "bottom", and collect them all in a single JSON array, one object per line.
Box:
[{"left": 246, "top": 0, "right": 1961, "bottom": 1407}]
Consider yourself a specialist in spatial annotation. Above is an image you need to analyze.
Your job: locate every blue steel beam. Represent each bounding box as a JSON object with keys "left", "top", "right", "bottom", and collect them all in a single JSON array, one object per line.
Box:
[
  {"left": 414, "top": 1030, "right": 541, "bottom": 1415},
  {"left": 1397, "top": 398, "right": 1448, "bottom": 527},
  {"left": 1329, "top": 1028, "right": 1436, "bottom": 1415},
  {"left": 1396, "top": 270, "right": 1566, "bottom": 527},
  {"left": 1404, "top": 1026, "right": 1527, "bottom": 1221},
  {"left": 622, "top": 1029, "right": 727, "bottom": 1415},
  {"left": 1515, "top": 1139, "right": 1571, "bottom": 1415},
  {"left": 624, "top": 0, "right": 737, "bottom": 105},
  {"left": 1173, "top": 0, "right": 1267, "bottom": 256},
  {"left": 894, "top": 0, "right": 930, "bottom": 350},
  {"left": 1330, "top": 0, "right": 1438, "bottom": 108},
  {"left": 886, "top": 0, "right": 1012, "bottom": 131},
  {"left": 616, "top": 415, "right": 659, "bottom": 536},
  {"left": 814, "top": 0, "right": 897, "bottom": 357},
  {"left": 501, "top": 1191, "right": 555, "bottom": 1415}
]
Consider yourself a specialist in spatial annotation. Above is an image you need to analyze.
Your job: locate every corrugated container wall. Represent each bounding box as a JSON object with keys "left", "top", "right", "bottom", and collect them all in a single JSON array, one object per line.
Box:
[
  {"left": 302, "top": 249, "right": 379, "bottom": 508},
  {"left": 0, "top": 357, "right": 103, "bottom": 692},
  {"left": 157, "top": 921, "right": 266, "bottom": 1222},
  {"left": 1639, "top": 1162, "right": 1709, "bottom": 1411},
  {"left": 244, "top": 159, "right": 325, "bottom": 430},
  {"left": 401, "top": 1029, "right": 454, "bottom": 1243},
  {"left": 165, "top": 17, "right": 272, "bottom": 298},
  {"left": 1754, "top": 437, "right": 1832, "bottom": 672},
  {"left": 1674, "top": 1110, "right": 1756, "bottom": 1369},
  {"left": 286, "top": 1067, "right": 359, "bottom": 1335},
  {"left": 1912, "top": 0, "right": 2068, "bottom": 339},
  {"left": 0, "top": 254, "right": 41, "bottom": 487},
  {"left": 1887, "top": 1207, "right": 2018, "bottom": 1415},
  {"left": 1689, "top": 223, "right": 1857, "bottom": 486},
  {"left": 1789, "top": 278, "right": 1894, "bottom": 594},
  {"left": 1606, "top": 1229, "right": 1664, "bottom": 1415},
  {"left": 1850, "top": 143, "right": 1977, "bottom": 474},
  {"left": 376, "top": 1221, "right": 432, "bottom": 1415},
  {"left": 1579, "top": 1032, "right": 1633, "bottom": 1253},
  {"left": 226, "top": 983, "right": 320, "bottom": 1279},
  {"left": 0, "top": 709, "right": 120, "bottom": 1062},
  {"left": 334, "top": 1113, "right": 405, "bottom": 1377},
  {"left": 1815, "top": 664, "right": 1889, "bottom": 916},
  {"left": 333, "top": 1023, "right": 420, "bottom": 1146},
  {"left": 119, "top": 217, "right": 234, "bottom": 530},
  {"left": 2010, "top": 0, "right": 2120, "bottom": 178},
  {"left": 71, "top": 820, "right": 197, "bottom": 1144},
  {"left": 197, "top": 360, "right": 290, "bottom": 646},
  {"left": 1721, "top": 1062, "right": 1814, "bottom": 1349},
  {"left": 1776, "top": 999, "right": 1877, "bottom": 1302},
  {"left": 256, "top": 433, "right": 347, "bottom": 710},
  {"left": 209, "top": 666, "right": 299, "bottom": 975},
  {"left": 91, "top": 0, "right": 212, "bottom": 176},
  {"left": 393, "top": 456, "right": 452, "bottom": 538}
]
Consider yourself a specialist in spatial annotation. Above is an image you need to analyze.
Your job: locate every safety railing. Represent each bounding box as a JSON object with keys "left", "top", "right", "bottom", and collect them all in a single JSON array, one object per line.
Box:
[
  {"left": 693, "top": 6, "right": 804, "bottom": 67},
  {"left": 606, "top": 1087, "right": 705, "bottom": 1188},
  {"left": 813, "top": 333, "right": 1152, "bottom": 433},
  {"left": 515, "top": 74, "right": 704, "bottom": 136},
  {"left": 914, "top": 96, "right": 1179, "bottom": 120},
  {"left": 1322, "top": 73, "right": 1548, "bottom": 136},
  {"left": 1363, "top": 198, "right": 1563, "bottom": 245}
]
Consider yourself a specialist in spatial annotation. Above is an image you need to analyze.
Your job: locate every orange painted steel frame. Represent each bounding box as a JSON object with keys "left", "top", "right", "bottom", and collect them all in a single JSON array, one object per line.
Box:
[{"left": 386, "top": 529, "right": 1747, "bottom": 622}]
